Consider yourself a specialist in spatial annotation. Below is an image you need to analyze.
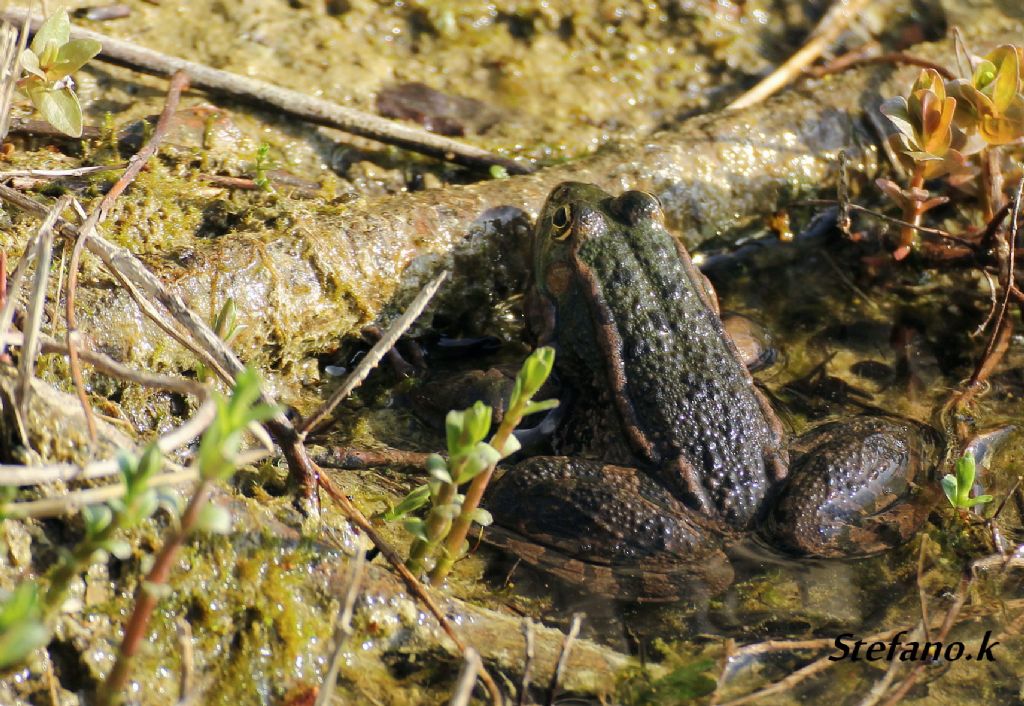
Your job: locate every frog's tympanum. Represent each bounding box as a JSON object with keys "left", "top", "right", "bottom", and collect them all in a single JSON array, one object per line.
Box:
[{"left": 486, "top": 183, "right": 942, "bottom": 601}]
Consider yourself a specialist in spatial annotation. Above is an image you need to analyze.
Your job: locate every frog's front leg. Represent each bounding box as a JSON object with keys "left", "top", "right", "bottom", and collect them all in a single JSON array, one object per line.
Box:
[
  {"left": 487, "top": 457, "right": 734, "bottom": 601},
  {"left": 761, "top": 417, "right": 943, "bottom": 557}
]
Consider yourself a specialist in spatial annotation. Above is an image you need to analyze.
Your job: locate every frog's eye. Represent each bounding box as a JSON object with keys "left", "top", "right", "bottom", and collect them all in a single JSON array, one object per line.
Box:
[
  {"left": 610, "top": 191, "right": 664, "bottom": 226},
  {"left": 550, "top": 204, "right": 573, "bottom": 239}
]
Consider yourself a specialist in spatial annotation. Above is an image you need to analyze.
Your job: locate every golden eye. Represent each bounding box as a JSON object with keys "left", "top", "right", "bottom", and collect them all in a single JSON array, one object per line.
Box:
[{"left": 551, "top": 204, "right": 572, "bottom": 240}]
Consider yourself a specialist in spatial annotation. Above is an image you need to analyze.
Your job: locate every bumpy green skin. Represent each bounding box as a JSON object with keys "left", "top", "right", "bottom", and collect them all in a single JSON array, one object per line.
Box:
[
  {"left": 765, "top": 417, "right": 942, "bottom": 557},
  {"left": 528, "top": 182, "right": 787, "bottom": 528},
  {"left": 490, "top": 182, "right": 941, "bottom": 600}
]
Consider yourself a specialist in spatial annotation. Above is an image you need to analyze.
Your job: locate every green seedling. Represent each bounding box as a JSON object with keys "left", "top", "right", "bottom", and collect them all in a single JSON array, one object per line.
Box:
[
  {"left": 942, "top": 450, "right": 994, "bottom": 511},
  {"left": 196, "top": 298, "right": 244, "bottom": 382},
  {"left": 388, "top": 347, "right": 557, "bottom": 583},
  {"left": 17, "top": 8, "right": 101, "bottom": 137},
  {"left": 253, "top": 143, "right": 273, "bottom": 191}
]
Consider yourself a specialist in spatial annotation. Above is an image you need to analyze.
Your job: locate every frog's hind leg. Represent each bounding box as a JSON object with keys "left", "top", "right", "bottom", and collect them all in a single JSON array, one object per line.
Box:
[
  {"left": 762, "top": 416, "right": 943, "bottom": 558},
  {"left": 486, "top": 457, "right": 733, "bottom": 601}
]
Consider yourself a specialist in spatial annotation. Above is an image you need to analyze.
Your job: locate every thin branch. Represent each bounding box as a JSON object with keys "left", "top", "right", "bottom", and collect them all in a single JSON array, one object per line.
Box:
[
  {"left": 727, "top": 0, "right": 872, "bottom": 110},
  {"left": 15, "top": 197, "right": 68, "bottom": 441},
  {"left": 449, "top": 648, "right": 483, "bottom": 706},
  {"left": 518, "top": 619, "right": 536, "bottom": 706},
  {"left": 809, "top": 51, "right": 956, "bottom": 81},
  {"left": 299, "top": 271, "right": 447, "bottom": 437},
  {"left": 65, "top": 71, "right": 190, "bottom": 443},
  {"left": 175, "top": 619, "right": 195, "bottom": 705},
  {"left": 4, "top": 468, "right": 199, "bottom": 519},
  {"left": 546, "top": 612, "right": 584, "bottom": 706},
  {"left": 0, "top": 16, "right": 27, "bottom": 142},
  {"left": 0, "top": 397, "right": 214, "bottom": 486},
  {"left": 315, "top": 542, "right": 367, "bottom": 706},
  {"left": 877, "top": 571, "right": 972, "bottom": 706},
  {"left": 0, "top": 164, "right": 127, "bottom": 179},
  {"left": 1, "top": 8, "right": 529, "bottom": 175}
]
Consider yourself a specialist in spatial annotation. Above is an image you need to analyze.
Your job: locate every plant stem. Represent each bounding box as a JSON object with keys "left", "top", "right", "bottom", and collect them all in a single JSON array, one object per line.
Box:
[
  {"left": 895, "top": 163, "right": 927, "bottom": 260},
  {"left": 98, "top": 480, "right": 214, "bottom": 705},
  {"left": 430, "top": 402, "right": 523, "bottom": 585}
]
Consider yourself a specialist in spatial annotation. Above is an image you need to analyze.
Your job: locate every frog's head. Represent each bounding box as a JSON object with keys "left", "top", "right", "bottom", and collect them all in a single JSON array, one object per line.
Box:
[{"left": 527, "top": 182, "right": 666, "bottom": 351}]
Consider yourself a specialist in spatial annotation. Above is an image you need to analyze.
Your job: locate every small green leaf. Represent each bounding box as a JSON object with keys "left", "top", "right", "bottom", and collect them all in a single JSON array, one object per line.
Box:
[
  {"left": 383, "top": 484, "right": 432, "bottom": 521},
  {"left": 102, "top": 539, "right": 132, "bottom": 560},
  {"left": 522, "top": 398, "right": 559, "bottom": 416},
  {"left": 82, "top": 504, "right": 112, "bottom": 536},
  {"left": 428, "top": 464, "right": 453, "bottom": 485},
  {"left": 27, "top": 83, "right": 83, "bottom": 137},
  {"left": 470, "top": 508, "right": 493, "bottom": 527},
  {"left": 941, "top": 474, "right": 958, "bottom": 507},
  {"left": 445, "top": 409, "right": 466, "bottom": 454},
  {"left": 968, "top": 494, "right": 994, "bottom": 506},
  {"left": 194, "top": 504, "right": 232, "bottom": 535},
  {"left": 403, "top": 518, "right": 428, "bottom": 542},
  {"left": 18, "top": 50, "right": 45, "bottom": 79},
  {"left": 955, "top": 451, "right": 976, "bottom": 506},
  {"left": 0, "top": 583, "right": 41, "bottom": 630},
  {"left": 31, "top": 9, "right": 71, "bottom": 55},
  {"left": 462, "top": 401, "right": 493, "bottom": 447},
  {"left": 49, "top": 39, "right": 102, "bottom": 79},
  {"left": 496, "top": 435, "right": 520, "bottom": 458},
  {"left": 214, "top": 299, "right": 238, "bottom": 339},
  {"left": 0, "top": 620, "right": 49, "bottom": 669}
]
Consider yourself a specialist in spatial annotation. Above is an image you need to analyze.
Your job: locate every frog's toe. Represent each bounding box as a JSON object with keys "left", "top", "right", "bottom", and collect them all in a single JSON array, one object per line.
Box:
[{"left": 762, "top": 416, "right": 943, "bottom": 557}]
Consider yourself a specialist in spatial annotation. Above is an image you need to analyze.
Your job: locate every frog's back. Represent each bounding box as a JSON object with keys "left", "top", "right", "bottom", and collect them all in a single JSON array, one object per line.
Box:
[{"left": 573, "top": 196, "right": 787, "bottom": 527}]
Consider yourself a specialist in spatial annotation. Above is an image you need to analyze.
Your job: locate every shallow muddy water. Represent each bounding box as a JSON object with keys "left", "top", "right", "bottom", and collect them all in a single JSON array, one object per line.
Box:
[{"left": 1, "top": 0, "right": 1024, "bottom": 704}]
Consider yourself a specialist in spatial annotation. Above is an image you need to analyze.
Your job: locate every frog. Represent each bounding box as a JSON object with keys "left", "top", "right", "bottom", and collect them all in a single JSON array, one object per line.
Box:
[{"left": 484, "top": 182, "right": 943, "bottom": 602}]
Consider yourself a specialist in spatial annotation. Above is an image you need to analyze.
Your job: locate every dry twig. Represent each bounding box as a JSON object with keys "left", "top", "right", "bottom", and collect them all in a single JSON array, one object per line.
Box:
[
  {"left": 546, "top": 612, "right": 584, "bottom": 706},
  {"left": 315, "top": 542, "right": 367, "bottom": 706},
  {"left": 449, "top": 648, "right": 483, "bottom": 706},
  {"left": 0, "top": 8, "right": 529, "bottom": 175},
  {"left": 299, "top": 271, "right": 447, "bottom": 437},
  {"left": 15, "top": 197, "right": 68, "bottom": 441},
  {"left": 727, "top": 0, "right": 871, "bottom": 110}
]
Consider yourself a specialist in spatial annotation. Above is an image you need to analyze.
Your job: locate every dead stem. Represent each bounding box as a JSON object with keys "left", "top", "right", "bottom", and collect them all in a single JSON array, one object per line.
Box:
[
  {"left": 15, "top": 197, "right": 68, "bottom": 442},
  {"left": 546, "top": 612, "right": 584, "bottom": 706},
  {"left": 917, "top": 537, "right": 933, "bottom": 644},
  {"left": 316, "top": 471, "right": 505, "bottom": 705},
  {"left": 299, "top": 271, "right": 447, "bottom": 437},
  {"left": 727, "top": 0, "right": 871, "bottom": 110},
  {"left": 942, "top": 178, "right": 1022, "bottom": 437},
  {"left": 449, "top": 648, "right": 483, "bottom": 706},
  {"left": 314, "top": 541, "right": 367, "bottom": 706},
  {"left": 65, "top": 71, "right": 189, "bottom": 443},
  {"left": 0, "top": 8, "right": 529, "bottom": 175},
  {"left": 877, "top": 571, "right": 972, "bottom": 706},
  {"left": 0, "top": 16, "right": 26, "bottom": 142},
  {"left": 0, "top": 164, "right": 127, "bottom": 179},
  {"left": 519, "top": 619, "right": 536, "bottom": 706},
  {"left": 6, "top": 468, "right": 199, "bottom": 519},
  {"left": 809, "top": 51, "right": 956, "bottom": 81}
]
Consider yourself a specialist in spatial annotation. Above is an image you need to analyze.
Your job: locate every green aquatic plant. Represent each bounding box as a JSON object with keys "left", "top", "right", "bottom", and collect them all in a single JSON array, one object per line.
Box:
[
  {"left": 0, "top": 369, "right": 275, "bottom": 678},
  {"left": 386, "top": 347, "right": 557, "bottom": 584},
  {"left": 196, "top": 298, "right": 243, "bottom": 382},
  {"left": 0, "top": 442, "right": 173, "bottom": 670},
  {"left": 942, "top": 450, "right": 994, "bottom": 511},
  {"left": 17, "top": 8, "right": 101, "bottom": 137},
  {"left": 252, "top": 142, "right": 273, "bottom": 191}
]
